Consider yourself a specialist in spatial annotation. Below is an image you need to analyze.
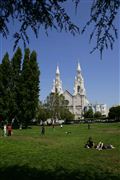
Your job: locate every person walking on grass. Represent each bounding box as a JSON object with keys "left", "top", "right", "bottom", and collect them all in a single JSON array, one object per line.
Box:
[{"left": 41, "top": 124, "right": 45, "bottom": 135}]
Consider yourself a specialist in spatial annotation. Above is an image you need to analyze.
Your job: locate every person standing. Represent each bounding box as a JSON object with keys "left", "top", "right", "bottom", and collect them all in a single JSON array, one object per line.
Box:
[
  {"left": 3, "top": 124, "right": 7, "bottom": 137},
  {"left": 88, "top": 123, "right": 90, "bottom": 129},
  {"left": 60, "top": 124, "right": 63, "bottom": 128},
  {"left": 7, "top": 124, "right": 12, "bottom": 136},
  {"left": 52, "top": 119, "right": 55, "bottom": 129},
  {"left": 41, "top": 124, "right": 45, "bottom": 135}
]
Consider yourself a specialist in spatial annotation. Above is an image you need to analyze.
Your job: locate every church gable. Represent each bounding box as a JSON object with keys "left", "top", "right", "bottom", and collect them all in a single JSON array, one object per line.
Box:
[{"left": 63, "top": 90, "right": 73, "bottom": 106}]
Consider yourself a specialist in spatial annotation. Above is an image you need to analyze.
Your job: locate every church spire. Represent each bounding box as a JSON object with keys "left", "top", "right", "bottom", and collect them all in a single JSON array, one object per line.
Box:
[
  {"left": 73, "top": 62, "right": 86, "bottom": 95},
  {"left": 56, "top": 65, "right": 60, "bottom": 74},
  {"left": 77, "top": 62, "right": 81, "bottom": 72},
  {"left": 51, "top": 65, "right": 63, "bottom": 94}
]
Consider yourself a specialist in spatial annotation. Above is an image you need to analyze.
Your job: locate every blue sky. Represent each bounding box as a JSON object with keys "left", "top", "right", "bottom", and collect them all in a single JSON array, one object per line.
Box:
[{"left": 0, "top": 0, "right": 119, "bottom": 108}]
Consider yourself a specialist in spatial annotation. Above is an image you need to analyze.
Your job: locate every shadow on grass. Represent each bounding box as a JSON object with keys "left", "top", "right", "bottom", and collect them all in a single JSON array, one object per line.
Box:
[{"left": 0, "top": 165, "right": 119, "bottom": 180}]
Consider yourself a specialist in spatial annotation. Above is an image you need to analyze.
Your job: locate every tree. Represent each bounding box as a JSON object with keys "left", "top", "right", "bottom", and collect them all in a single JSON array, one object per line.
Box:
[
  {"left": 44, "top": 92, "right": 73, "bottom": 120},
  {"left": 84, "top": 108, "right": 94, "bottom": 119},
  {"left": 94, "top": 111, "right": 102, "bottom": 119},
  {"left": 0, "top": 48, "right": 40, "bottom": 127},
  {"left": 17, "top": 48, "right": 40, "bottom": 127},
  {"left": 11, "top": 47, "right": 22, "bottom": 121},
  {"left": 108, "top": 106, "right": 120, "bottom": 121},
  {"left": 0, "top": 0, "right": 119, "bottom": 56},
  {"left": 29, "top": 51, "right": 40, "bottom": 120},
  {"left": 82, "top": 0, "right": 120, "bottom": 57},
  {"left": 17, "top": 48, "right": 30, "bottom": 126},
  {"left": 36, "top": 102, "right": 50, "bottom": 123},
  {"left": 60, "top": 109, "right": 75, "bottom": 121},
  {"left": 0, "top": 64, "right": 2, "bottom": 120},
  {"left": 0, "top": 0, "right": 79, "bottom": 50},
  {"left": 45, "top": 92, "right": 61, "bottom": 119},
  {"left": 0, "top": 53, "right": 13, "bottom": 122}
]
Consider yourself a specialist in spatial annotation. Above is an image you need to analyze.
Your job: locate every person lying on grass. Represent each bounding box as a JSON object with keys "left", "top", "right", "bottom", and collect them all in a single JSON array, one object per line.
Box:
[{"left": 95, "top": 141, "right": 115, "bottom": 150}]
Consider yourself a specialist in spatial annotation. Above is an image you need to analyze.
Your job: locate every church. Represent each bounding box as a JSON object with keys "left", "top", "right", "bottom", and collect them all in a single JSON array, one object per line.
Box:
[
  {"left": 51, "top": 62, "right": 107, "bottom": 120},
  {"left": 51, "top": 62, "right": 89, "bottom": 119}
]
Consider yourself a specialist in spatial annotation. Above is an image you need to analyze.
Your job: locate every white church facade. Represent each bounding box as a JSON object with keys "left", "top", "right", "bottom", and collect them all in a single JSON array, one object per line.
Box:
[{"left": 51, "top": 62, "right": 108, "bottom": 120}]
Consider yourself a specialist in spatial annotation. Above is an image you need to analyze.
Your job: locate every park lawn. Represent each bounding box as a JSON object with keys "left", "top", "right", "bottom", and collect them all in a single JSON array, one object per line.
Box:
[{"left": 0, "top": 122, "right": 120, "bottom": 180}]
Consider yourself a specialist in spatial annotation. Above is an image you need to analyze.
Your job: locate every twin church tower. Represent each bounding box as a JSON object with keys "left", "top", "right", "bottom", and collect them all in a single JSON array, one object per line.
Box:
[{"left": 51, "top": 62, "right": 89, "bottom": 119}]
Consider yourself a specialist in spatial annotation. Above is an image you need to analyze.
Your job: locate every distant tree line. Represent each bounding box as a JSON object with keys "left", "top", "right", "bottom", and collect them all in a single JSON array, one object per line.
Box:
[
  {"left": 84, "top": 106, "right": 120, "bottom": 122},
  {"left": 84, "top": 108, "right": 102, "bottom": 120},
  {"left": 0, "top": 47, "right": 40, "bottom": 128},
  {"left": 36, "top": 103, "right": 120, "bottom": 124}
]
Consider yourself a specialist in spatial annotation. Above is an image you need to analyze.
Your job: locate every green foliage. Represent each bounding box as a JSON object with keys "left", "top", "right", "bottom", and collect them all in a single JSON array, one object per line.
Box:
[
  {"left": 0, "top": 48, "right": 40, "bottom": 126},
  {"left": 18, "top": 48, "right": 40, "bottom": 126},
  {"left": 0, "top": 0, "right": 79, "bottom": 50},
  {"left": 0, "top": 53, "right": 13, "bottom": 122},
  {"left": 109, "top": 106, "right": 120, "bottom": 121},
  {"left": 36, "top": 102, "right": 50, "bottom": 122},
  {"left": 60, "top": 108, "right": 75, "bottom": 121},
  {"left": 0, "top": 0, "right": 119, "bottom": 56},
  {"left": 44, "top": 92, "right": 74, "bottom": 120},
  {"left": 84, "top": 108, "right": 94, "bottom": 119},
  {"left": 82, "top": 0, "right": 120, "bottom": 58},
  {"left": 11, "top": 47, "right": 22, "bottom": 119},
  {"left": 94, "top": 111, "right": 102, "bottom": 119}
]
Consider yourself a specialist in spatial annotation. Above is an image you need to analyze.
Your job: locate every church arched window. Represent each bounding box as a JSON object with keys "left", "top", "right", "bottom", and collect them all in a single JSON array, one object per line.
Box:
[
  {"left": 77, "top": 86, "right": 80, "bottom": 93},
  {"left": 55, "top": 88, "right": 58, "bottom": 93}
]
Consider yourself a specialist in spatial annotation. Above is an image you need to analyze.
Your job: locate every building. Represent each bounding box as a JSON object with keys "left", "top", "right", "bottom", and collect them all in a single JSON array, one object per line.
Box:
[
  {"left": 93, "top": 104, "right": 107, "bottom": 116},
  {"left": 51, "top": 62, "right": 107, "bottom": 119},
  {"left": 84, "top": 104, "right": 108, "bottom": 117}
]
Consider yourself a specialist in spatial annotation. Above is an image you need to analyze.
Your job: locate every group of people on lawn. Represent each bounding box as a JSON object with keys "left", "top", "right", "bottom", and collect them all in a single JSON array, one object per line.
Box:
[
  {"left": 1, "top": 122, "right": 116, "bottom": 150},
  {"left": 85, "top": 137, "right": 115, "bottom": 150}
]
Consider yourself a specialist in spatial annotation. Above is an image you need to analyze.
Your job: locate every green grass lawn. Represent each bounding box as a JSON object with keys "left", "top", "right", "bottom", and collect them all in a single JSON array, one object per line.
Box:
[{"left": 0, "top": 123, "right": 120, "bottom": 180}]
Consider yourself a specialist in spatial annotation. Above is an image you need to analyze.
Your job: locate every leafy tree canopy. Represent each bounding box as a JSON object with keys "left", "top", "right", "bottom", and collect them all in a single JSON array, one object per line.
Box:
[
  {"left": 84, "top": 108, "right": 94, "bottom": 119},
  {"left": 94, "top": 111, "right": 102, "bottom": 119},
  {"left": 108, "top": 106, "right": 120, "bottom": 121},
  {"left": 0, "top": 0, "right": 119, "bottom": 57},
  {"left": 0, "top": 47, "right": 40, "bottom": 127},
  {"left": 44, "top": 92, "right": 73, "bottom": 120}
]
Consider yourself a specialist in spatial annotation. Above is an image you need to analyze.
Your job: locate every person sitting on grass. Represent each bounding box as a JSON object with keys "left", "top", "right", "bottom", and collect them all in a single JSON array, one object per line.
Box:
[{"left": 85, "top": 137, "right": 94, "bottom": 148}]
